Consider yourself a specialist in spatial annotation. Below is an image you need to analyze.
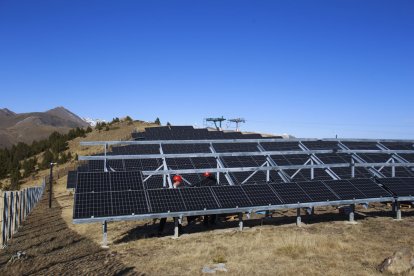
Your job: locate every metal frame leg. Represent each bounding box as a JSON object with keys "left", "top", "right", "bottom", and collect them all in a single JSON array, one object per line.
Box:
[
  {"left": 102, "top": 221, "right": 108, "bottom": 248},
  {"left": 296, "top": 208, "right": 301, "bottom": 226},
  {"left": 349, "top": 204, "right": 355, "bottom": 223},
  {"left": 238, "top": 213, "right": 243, "bottom": 231},
  {"left": 174, "top": 217, "right": 179, "bottom": 238},
  {"left": 395, "top": 201, "right": 402, "bottom": 220}
]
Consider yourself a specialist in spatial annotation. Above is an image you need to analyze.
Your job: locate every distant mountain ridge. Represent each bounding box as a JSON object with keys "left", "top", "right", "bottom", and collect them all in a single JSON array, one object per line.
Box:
[{"left": 0, "top": 107, "right": 89, "bottom": 148}]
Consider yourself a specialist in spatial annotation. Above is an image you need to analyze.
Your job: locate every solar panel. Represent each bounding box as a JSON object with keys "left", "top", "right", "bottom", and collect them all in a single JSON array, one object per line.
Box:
[
  {"left": 347, "top": 178, "right": 392, "bottom": 198},
  {"left": 110, "top": 171, "right": 144, "bottom": 191},
  {"left": 147, "top": 188, "right": 186, "bottom": 213},
  {"left": 322, "top": 180, "right": 365, "bottom": 200},
  {"left": 88, "top": 160, "right": 105, "bottom": 171},
  {"left": 66, "top": 171, "right": 77, "bottom": 189},
  {"left": 77, "top": 172, "right": 111, "bottom": 193},
  {"left": 112, "top": 190, "right": 149, "bottom": 216},
  {"left": 143, "top": 175, "right": 165, "bottom": 189},
  {"left": 106, "top": 159, "right": 125, "bottom": 171},
  {"left": 163, "top": 143, "right": 210, "bottom": 154},
  {"left": 73, "top": 192, "right": 112, "bottom": 219},
  {"left": 241, "top": 184, "right": 282, "bottom": 206},
  {"left": 179, "top": 187, "right": 220, "bottom": 210},
  {"left": 296, "top": 180, "right": 339, "bottom": 201},
  {"left": 376, "top": 177, "right": 414, "bottom": 197},
  {"left": 269, "top": 182, "right": 312, "bottom": 204},
  {"left": 380, "top": 142, "right": 414, "bottom": 150},
  {"left": 211, "top": 186, "right": 252, "bottom": 208},
  {"left": 342, "top": 142, "right": 379, "bottom": 150},
  {"left": 213, "top": 143, "right": 260, "bottom": 153},
  {"left": 261, "top": 142, "right": 301, "bottom": 151},
  {"left": 302, "top": 141, "right": 339, "bottom": 150}
]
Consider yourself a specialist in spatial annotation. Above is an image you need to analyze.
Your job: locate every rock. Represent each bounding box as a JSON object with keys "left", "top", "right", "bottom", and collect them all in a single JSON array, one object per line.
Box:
[
  {"left": 213, "top": 263, "right": 228, "bottom": 272},
  {"left": 378, "top": 248, "right": 414, "bottom": 274},
  {"left": 9, "top": 251, "right": 27, "bottom": 263},
  {"left": 202, "top": 266, "right": 216, "bottom": 274},
  {"left": 202, "top": 263, "right": 228, "bottom": 274}
]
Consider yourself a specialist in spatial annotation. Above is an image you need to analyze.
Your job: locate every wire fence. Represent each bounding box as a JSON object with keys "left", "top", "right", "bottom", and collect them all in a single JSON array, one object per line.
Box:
[{"left": 0, "top": 179, "right": 46, "bottom": 248}]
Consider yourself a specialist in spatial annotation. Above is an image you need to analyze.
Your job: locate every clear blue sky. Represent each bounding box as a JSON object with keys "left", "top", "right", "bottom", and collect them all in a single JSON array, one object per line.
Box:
[{"left": 1, "top": 1, "right": 413, "bottom": 139}]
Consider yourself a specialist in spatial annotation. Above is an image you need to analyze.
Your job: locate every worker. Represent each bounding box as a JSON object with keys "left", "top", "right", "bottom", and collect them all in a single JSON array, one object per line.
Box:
[{"left": 158, "top": 175, "right": 183, "bottom": 235}]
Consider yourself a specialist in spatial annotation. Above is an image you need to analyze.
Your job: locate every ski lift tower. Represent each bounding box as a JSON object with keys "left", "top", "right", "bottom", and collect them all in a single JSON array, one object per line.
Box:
[
  {"left": 228, "top": 118, "right": 246, "bottom": 132},
  {"left": 205, "top": 116, "right": 226, "bottom": 130}
]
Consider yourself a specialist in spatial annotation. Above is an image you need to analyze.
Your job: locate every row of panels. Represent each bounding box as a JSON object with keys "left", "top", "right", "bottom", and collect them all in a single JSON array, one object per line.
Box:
[
  {"left": 113, "top": 140, "right": 414, "bottom": 155},
  {"left": 73, "top": 178, "right": 401, "bottom": 219},
  {"left": 131, "top": 126, "right": 272, "bottom": 141}
]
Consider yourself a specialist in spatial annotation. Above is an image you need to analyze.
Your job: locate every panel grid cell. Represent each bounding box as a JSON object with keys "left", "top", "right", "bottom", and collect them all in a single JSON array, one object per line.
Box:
[
  {"left": 269, "top": 182, "right": 312, "bottom": 204},
  {"left": 110, "top": 171, "right": 144, "bottom": 191},
  {"left": 74, "top": 192, "right": 112, "bottom": 219},
  {"left": 112, "top": 190, "right": 149, "bottom": 216},
  {"left": 179, "top": 187, "right": 220, "bottom": 210},
  {"left": 211, "top": 186, "right": 252, "bottom": 208},
  {"left": 322, "top": 180, "right": 365, "bottom": 200},
  {"left": 147, "top": 188, "right": 186, "bottom": 213},
  {"left": 241, "top": 184, "right": 282, "bottom": 206},
  {"left": 296, "top": 181, "right": 339, "bottom": 201},
  {"left": 77, "top": 172, "right": 111, "bottom": 193}
]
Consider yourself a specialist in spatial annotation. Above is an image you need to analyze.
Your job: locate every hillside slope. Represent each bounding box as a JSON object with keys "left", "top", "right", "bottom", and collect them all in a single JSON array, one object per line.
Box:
[{"left": 0, "top": 107, "right": 89, "bottom": 148}]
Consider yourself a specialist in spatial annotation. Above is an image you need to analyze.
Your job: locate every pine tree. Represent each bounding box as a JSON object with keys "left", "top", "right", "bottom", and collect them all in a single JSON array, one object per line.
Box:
[{"left": 155, "top": 117, "right": 161, "bottom": 125}]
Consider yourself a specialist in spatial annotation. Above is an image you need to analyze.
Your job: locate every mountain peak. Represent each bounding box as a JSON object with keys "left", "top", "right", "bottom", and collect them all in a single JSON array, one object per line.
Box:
[{"left": 0, "top": 108, "right": 16, "bottom": 116}]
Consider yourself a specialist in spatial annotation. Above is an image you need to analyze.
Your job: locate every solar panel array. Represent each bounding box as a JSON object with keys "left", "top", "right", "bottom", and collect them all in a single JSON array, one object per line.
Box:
[
  {"left": 74, "top": 175, "right": 399, "bottom": 220},
  {"left": 131, "top": 125, "right": 275, "bottom": 140},
  {"left": 71, "top": 126, "right": 414, "bottom": 224}
]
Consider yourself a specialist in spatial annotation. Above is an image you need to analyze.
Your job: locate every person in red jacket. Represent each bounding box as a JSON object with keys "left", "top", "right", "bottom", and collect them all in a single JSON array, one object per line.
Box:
[{"left": 158, "top": 175, "right": 183, "bottom": 235}]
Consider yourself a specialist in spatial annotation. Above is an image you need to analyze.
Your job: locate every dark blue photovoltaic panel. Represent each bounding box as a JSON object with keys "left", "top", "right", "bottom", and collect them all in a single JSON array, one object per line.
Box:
[
  {"left": 302, "top": 141, "right": 339, "bottom": 150},
  {"left": 296, "top": 181, "right": 339, "bottom": 202},
  {"left": 77, "top": 172, "right": 111, "bottom": 193},
  {"left": 376, "top": 177, "right": 414, "bottom": 197},
  {"left": 269, "top": 182, "right": 312, "bottom": 204},
  {"left": 112, "top": 191, "right": 149, "bottom": 215},
  {"left": 147, "top": 188, "right": 186, "bottom": 213},
  {"left": 74, "top": 192, "right": 112, "bottom": 219},
  {"left": 322, "top": 180, "right": 365, "bottom": 200},
  {"left": 241, "top": 184, "right": 282, "bottom": 206},
  {"left": 106, "top": 159, "right": 125, "bottom": 171},
  {"left": 110, "top": 171, "right": 144, "bottom": 191},
  {"left": 179, "top": 187, "right": 220, "bottom": 210},
  {"left": 66, "top": 171, "right": 77, "bottom": 189},
  {"left": 347, "top": 178, "right": 392, "bottom": 198},
  {"left": 211, "top": 186, "right": 252, "bottom": 208}
]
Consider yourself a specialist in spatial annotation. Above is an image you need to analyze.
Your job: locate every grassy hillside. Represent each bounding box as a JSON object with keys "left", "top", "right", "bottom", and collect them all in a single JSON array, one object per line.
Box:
[{"left": 3, "top": 121, "right": 414, "bottom": 275}]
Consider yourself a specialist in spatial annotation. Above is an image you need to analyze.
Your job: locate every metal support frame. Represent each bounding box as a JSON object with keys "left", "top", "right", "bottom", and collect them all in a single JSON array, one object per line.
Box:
[
  {"left": 299, "top": 141, "right": 340, "bottom": 180},
  {"left": 174, "top": 217, "right": 179, "bottom": 238},
  {"left": 159, "top": 144, "right": 172, "bottom": 188},
  {"left": 349, "top": 204, "right": 355, "bottom": 223},
  {"left": 102, "top": 220, "right": 108, "bottom": 248},
  {"left": 257, "top": 143, "right": 291, "bottom": 183},
  {"left": 296, "top": 208, "right": 301, "bottom": 226},
  {"left": 240, "top": 161, "right": 268, "bottom": 184},
  {"left": 209, "top": 143, "right": 235, "bottom": 186},
  {"left": 104, "top": 144, "right": 108, "bottom": 172},
  {"left": 394, "top": 201, "right": 402, "bottom": 220},
  {"left": 238, "top": 213, "right": 243, "bottom": 231},
  {"left": 73, "top": 195, "right": 400, "bottom": 224},
  {"left": 80, "top": 138, "right": 414, "bottom": 147},
  {"left": 338, "top": 142, "right": 385, "bottom": 178}
]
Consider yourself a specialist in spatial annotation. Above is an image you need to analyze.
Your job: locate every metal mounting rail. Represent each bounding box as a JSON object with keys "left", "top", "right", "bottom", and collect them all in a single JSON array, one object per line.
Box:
[
  {"left": 80, "top": 138, "right": 414, "bottom": 146},
  {"left": 140, "top": 162, "right": 414, "bottom": 176},
  {"left": 73, "top": 196, "right": 397, "bottom": 224},
  {"left": 78, "top": 149, "right": 414, "bottom": 161}
]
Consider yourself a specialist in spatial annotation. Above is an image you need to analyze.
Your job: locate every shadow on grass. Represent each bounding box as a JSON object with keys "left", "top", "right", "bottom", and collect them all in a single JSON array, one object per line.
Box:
[{"left": 113, "top": 206, "right": 414, "bottom": 244}]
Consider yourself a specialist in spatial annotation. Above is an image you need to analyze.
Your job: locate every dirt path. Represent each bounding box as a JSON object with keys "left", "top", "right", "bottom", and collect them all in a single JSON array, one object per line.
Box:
[{"left": 0, "top": 195, "right": 142, "bottom": 276}]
